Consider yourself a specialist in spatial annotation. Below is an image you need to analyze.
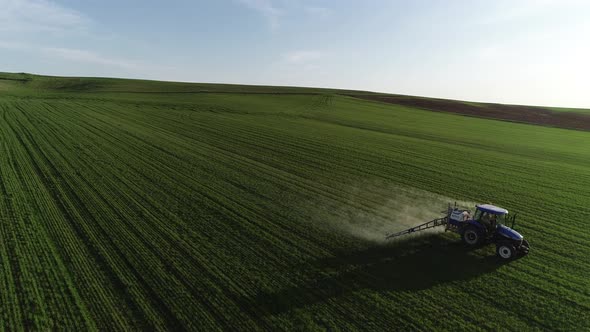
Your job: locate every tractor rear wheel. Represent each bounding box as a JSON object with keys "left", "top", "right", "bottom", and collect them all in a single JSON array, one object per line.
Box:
[
  {"left": 496, "top": 244, "right": 515, "bottom": 259},
  {"left": 462, "top": 227, "right": 480, "bottom": 246}
]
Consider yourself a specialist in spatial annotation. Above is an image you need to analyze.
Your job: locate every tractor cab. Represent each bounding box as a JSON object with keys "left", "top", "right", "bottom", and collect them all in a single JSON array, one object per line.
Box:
[
  {"left": 473, "top": 204, "right": 523, "bottom": 240},
  {"left": 473, "top": 204, "right": 507, "bottom": 232}
]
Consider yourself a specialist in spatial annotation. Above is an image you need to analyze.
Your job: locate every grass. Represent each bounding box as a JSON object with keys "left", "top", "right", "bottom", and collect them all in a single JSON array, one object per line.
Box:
[
  {"left": 0, "top": 73, "right": 589, "bottom": 330},
  {"left": 547, "top": 106, "right": 590, "bottom": 114}
]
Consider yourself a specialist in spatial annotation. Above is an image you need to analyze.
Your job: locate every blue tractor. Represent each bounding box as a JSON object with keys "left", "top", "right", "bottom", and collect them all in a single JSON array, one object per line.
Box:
[{"left": 386, "top": 203, "right": 530, "bottom": 259}]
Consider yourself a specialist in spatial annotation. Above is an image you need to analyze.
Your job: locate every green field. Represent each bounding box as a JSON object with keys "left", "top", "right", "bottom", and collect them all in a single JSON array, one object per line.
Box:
[
  {"left": 548, "top": 106, "right": 590, "bottom": 114},
  {"left": 0, "top": 73, "right": 589, "bottom": 330}
]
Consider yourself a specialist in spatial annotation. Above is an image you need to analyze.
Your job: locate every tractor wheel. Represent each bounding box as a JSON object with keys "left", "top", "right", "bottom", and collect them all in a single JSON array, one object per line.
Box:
[
  {"left": 461, "top": 227, "right": 480, "bottom": 246},
  {"left": 496, "top": 244, "right": 516, "bottom": 259}
]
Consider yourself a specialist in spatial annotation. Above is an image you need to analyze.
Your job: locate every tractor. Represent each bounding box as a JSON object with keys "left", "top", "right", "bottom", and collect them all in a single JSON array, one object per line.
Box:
[{"left": 386, "top": 203, "right": 530, "bottom": 260}]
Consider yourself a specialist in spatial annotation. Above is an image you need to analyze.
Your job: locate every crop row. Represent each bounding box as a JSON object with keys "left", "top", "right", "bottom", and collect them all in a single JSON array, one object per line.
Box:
[{"left": 0, "top": 92, "right": 588, "bottom": 330}]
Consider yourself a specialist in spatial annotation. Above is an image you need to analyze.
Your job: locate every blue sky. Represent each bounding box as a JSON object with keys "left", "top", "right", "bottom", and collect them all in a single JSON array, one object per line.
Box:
[{"left": 1, "top": 0, "right": 589, "bottom": 107}]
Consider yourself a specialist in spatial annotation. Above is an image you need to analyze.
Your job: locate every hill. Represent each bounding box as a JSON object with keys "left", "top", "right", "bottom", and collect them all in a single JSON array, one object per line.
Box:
[{"left": 3, "top": 72, "right": 589, "bottom": 131}]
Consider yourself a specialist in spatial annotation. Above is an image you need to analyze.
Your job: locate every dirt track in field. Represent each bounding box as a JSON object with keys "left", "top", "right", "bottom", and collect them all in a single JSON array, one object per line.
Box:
[{"left": 348, "top": 94, "right": 590, "bottom": 131}]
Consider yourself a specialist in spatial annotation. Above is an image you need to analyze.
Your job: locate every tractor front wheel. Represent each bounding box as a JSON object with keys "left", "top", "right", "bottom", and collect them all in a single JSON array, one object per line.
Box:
[
  {"left": 462, "top": 227, "right": 480, "bottom": 246},
  {"left": 496, "top": 244, "right": 515, "bottom": 259}
]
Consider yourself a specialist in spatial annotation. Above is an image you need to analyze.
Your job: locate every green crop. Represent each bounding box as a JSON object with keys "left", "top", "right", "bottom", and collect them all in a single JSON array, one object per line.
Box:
[{"left": 0, "top": 73, "right": 588, "bottom": 330}]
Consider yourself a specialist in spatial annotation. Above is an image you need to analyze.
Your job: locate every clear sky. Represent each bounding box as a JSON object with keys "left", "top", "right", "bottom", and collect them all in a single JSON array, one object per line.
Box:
[{"left": 1, "top": 0, "right": 589, "bottom": 107}]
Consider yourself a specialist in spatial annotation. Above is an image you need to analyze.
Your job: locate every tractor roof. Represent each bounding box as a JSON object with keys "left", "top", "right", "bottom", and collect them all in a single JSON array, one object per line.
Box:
[{"left": 476, "top": 204, "right": 508, "bottom": 215}]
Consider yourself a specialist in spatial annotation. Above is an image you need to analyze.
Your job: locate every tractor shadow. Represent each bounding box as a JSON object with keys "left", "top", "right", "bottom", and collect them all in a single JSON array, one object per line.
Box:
[{"left": 250, "top": 235, "right": 515, "bottom": 315}]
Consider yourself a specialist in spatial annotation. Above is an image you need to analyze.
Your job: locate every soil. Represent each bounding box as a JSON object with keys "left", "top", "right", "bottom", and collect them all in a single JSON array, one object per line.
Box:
[{"left": 348, "top": 94, "right": 590, "bottom": 131}]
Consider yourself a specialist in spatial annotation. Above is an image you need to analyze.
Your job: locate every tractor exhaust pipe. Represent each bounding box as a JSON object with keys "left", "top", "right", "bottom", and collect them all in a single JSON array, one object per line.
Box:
[{"left": 511, "top": 214, "right": 517, "bottom": 229}]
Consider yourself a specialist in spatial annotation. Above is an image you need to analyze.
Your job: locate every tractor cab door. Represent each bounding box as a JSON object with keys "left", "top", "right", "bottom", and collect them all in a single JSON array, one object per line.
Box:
[
  {"left": 473, "top": 208, "right": 483, "bottom": 221},
  {"left": 473, "top": 209, "right": 497, "bottom": 234}
]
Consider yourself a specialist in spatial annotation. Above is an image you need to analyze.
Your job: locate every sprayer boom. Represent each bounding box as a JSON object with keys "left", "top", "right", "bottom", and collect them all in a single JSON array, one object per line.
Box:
[{"left": 385, "top": 216, "right": 448, "bottom": 240}]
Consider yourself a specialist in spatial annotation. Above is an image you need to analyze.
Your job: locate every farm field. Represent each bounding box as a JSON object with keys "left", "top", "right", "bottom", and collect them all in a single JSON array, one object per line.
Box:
[
  {"left": 350, "top": 94, "right": 590, "bottom": 131},
  {"left": 0, "top": 73, "right": 589, "bottom": 330}
]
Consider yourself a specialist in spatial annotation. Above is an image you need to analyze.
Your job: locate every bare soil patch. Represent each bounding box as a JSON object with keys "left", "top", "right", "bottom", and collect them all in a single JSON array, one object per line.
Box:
[{"left": 349, "top": 94, "right": 590, "bottom": 131}]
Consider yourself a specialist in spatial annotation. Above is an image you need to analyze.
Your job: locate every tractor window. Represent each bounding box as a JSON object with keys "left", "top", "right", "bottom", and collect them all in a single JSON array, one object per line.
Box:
[
  {"left": 495, "top": 214, "right": 506, "bottom": 225},
  {"left": 473, "top": 209, "right": 483, "bottom": 221}
]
